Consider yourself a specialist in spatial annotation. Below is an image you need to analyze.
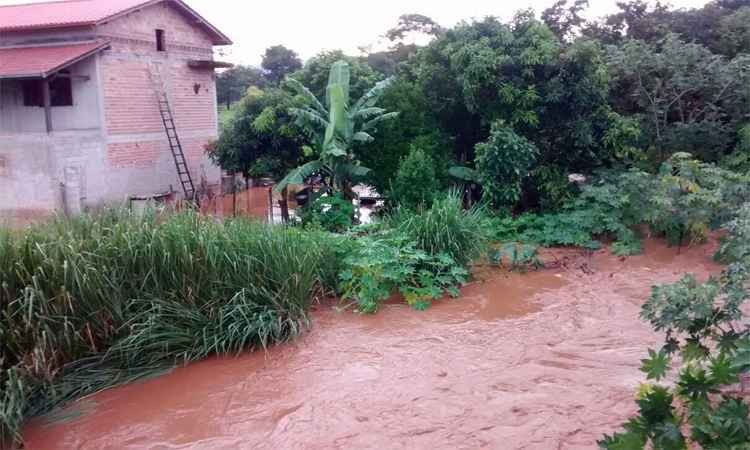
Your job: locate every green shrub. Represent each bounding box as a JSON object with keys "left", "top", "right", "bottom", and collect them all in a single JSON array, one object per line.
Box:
[
  {"left": 649, "top": 153, "right": 750, "bottom": 246},
  {"left": 339, "top": 235, "right": 468, "bottom": 313},
  {"left": 600, "top": 201, "right": 750, "bottom": 450},
  {"left": 722, "top": 124, "right": 750, "bottom": 173},
  {"left": 299, "top": 193, "right": 355, "bottom": 232},
  {"left": 389, "top": 146, "right": 440, "bottom": 210},
  {"left": 0, "top": 210, "right": 343, "bottom": 446},
  {"left": 486, "top": 170, "right": 650, "bottom": 253},
  {"left": 390, "top": 191, "right": 490, "bottom": 266},
  {"left": 475, "top": 122, "right": 538, "bottom": 208},
  {"left": 489, "top": 156, "right": 750, "bottom": 254},
  {"left": 489, "top": 242, "right": 542, "bottom": 271},
  {"left": 527, "top": 164, "right": 577, "bottom": 212}
]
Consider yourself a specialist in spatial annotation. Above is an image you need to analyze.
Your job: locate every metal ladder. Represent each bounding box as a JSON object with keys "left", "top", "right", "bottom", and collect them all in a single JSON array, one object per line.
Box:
[{"left": 148, "top": 63, "right": 196, "bottom": 201}]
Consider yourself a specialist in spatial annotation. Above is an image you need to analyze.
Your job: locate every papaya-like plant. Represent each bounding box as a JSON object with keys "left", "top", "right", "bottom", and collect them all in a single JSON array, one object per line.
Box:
[{"left": 600, "top": 204, "right": 750, "bottom": 450}]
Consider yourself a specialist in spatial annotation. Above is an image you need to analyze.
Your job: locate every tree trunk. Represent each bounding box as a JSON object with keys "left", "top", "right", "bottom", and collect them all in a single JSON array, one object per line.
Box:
[{"left": 280, "top": 187, "right": 290, "bottom": 223}]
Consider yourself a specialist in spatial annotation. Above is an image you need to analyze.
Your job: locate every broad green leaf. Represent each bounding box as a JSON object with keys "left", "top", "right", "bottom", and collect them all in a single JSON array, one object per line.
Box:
[{"left": 641, "top": 349, "right": 671, "bottom": 381}]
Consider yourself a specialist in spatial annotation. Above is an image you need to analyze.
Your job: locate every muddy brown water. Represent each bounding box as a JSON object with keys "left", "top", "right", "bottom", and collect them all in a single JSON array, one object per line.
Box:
[{"left": 23, "top": 239, "right": 723, "bottom": 450}]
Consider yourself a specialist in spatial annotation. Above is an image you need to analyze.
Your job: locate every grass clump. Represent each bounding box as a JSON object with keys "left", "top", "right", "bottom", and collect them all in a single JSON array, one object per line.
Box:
[
  {"left": 0, "top": 209, "right": 344, "bottom": 447},
  {"left": 390, "top": 191, "right": 489, "bottom": 266}
]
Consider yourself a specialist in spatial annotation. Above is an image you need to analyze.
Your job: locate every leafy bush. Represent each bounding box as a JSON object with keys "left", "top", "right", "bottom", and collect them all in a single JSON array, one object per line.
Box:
[
  {"left": 722, "top": 124, "right": 750, "bottom": 174},
  {"left": 649, "top": 153, "right": 750, "bottom": 246},
  {"left": 299, "top": 193, "right": 355, "bottom": 232},
  {"left": 339, "top": 236, "right": 468, "bottom": 313},
  {"left": 390, "top": 191, "right": 490, "bottom": 266},
  {"left": 487, "top": 170, "right": 651, "bottom": 253},
  {"left": 490, "top": 155, "right": 750, "bottom": 254},
  {"left": 600, "top": 203, "right": 750, "bottom": 449},
  {"left": 489, "top": 242, "right": 542, "bottom": 271},
  {"left": 0, "top": 210, "right": 343, "bottom": 446},
  {"left": 475, "top": 123, "right": 539, "bottom": 208},
  {"left": 389, "top": 146, "right": 440, "bottom": 210}
]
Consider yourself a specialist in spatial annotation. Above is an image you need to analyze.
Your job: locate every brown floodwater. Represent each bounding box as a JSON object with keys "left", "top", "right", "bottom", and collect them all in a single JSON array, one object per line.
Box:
[{"left": 23, "top": 238, "right": 723, "bottom": 450}]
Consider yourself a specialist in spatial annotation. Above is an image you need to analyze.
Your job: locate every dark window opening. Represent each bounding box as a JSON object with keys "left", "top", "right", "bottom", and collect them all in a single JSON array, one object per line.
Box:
[
  {"left": 22, "top": 80, "right": 43, "bottom": 107},
  {"left": 156, "top": 29, "right": 166, "bottom": 52},
  {"left": 22, "top": 71, "right": 73, "bottom": 107}
]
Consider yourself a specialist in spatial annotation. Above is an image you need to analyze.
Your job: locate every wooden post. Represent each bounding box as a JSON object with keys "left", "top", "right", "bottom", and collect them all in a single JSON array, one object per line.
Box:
[
  {"left": 232, "top": 184, "right": 237, "bottom": 217},
  {"left": 42, "top": 78, "right": 53, "bottom": 133},
  {"left": 280, "top": 187, "right": 290, "bottom": 224},
  {"left": 267, "top": 186, "right": 273, "bottom": 223}
]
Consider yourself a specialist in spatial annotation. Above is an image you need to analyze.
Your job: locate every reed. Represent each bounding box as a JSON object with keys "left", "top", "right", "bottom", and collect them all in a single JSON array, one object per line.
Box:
[
  {"left": 0, "top": 209, "right": 343, "bottom": 447},
  {"left": 390, "top": 191, "right": 490, "bottom": 266}
]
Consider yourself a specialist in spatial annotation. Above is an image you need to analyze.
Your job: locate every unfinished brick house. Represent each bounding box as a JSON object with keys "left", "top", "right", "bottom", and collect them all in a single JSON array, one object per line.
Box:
[{"left": 0, "top": 0, "right": 232, "bottom": 219}]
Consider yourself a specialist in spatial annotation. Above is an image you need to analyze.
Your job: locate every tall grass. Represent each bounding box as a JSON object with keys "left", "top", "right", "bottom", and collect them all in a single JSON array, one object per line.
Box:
[
  {"left": 390, "top": 191, "right": 490, "bottom": 266},
  {"left": 0, "top": 209, "right": 344, "bottom": 447}
]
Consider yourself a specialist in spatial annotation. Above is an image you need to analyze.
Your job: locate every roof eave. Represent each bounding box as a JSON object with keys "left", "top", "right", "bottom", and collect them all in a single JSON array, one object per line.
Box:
[
  {"left": 0, "top": 73, "right": 44, "bottom": 80},
  {"left": 0, "top": 22, "right": 96, "bottom": 33},
  {"left": 0, "top": 41, "right": 110, "bottom": 80},
  {"left": 42, "top": 40, "right": 111, "bottom": 77}
]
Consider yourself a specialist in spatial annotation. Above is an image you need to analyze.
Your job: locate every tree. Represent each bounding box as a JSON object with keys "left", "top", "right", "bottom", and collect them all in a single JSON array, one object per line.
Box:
[
  {"left": 607, "top": 34, "right": 750, "bottom": 162},
  {"left": 209, "top": 87, "right": 306, "bottom": 181},
  {"left": 275, "top": 61, "right": 398, "bottom": 199},
  {"left": 404, "top": 14, "right": 618, "bottom": 208},
  {"left": 475, "top": 123, "right": 539, "bottom": 209},
  {"left": 290, "top": 50, "right": 382, "bottom": 101},
  {"left": 385, "top": 14, "right": 444, "bottom": 43},
  {"left": 542, "top": 0, "right": 590, "bottom": 41},
  {"left": 583, "top": 0, "right": 750, "bottom": 56},
  {"left": 357, "top": 74, "right": 452, "bottom": 193},
  {"left": 366, "top": 14, "right": 443, "bottom": 76},
  {"left": 216, "top": 65, "right": 266, "bottom": 109},
  {"left": 389, "top": 147, "right": 440, "bottom": 209},
  {"left": 261, "top": 45, "right": 303, "bottom": 85},
  {"left": 716, "top": 6, "right": 750, "bottom": 57}
]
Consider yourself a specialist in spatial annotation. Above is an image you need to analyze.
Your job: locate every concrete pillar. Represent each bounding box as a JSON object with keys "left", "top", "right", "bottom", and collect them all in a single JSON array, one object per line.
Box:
[{"left": 63, "top": 166, "right": 83, "bottom": 216}]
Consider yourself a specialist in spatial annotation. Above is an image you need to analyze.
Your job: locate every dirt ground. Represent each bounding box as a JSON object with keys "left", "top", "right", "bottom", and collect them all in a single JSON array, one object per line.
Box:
[{"left": 23, "top": 238, "right": 724, "bottom": 450}]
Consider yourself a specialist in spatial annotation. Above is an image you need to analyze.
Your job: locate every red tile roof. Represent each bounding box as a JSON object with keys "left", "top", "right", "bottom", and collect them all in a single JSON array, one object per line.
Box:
[
  {"left": 0, "top": 40, "right": 110, "bottom": 79},
  {"left": 0, "top": 0, "right": 231, "bottom": 45}
]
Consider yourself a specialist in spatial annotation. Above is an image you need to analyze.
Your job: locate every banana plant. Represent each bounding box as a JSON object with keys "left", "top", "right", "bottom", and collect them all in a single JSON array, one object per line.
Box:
[{"left": 275, "top": 60, "right": 398, "bottom": 198}]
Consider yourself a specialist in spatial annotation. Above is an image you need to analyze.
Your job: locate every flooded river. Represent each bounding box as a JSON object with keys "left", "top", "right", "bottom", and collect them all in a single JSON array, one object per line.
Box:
[{"left": 23, "top": 239, "right": 722, "bottom": 449}]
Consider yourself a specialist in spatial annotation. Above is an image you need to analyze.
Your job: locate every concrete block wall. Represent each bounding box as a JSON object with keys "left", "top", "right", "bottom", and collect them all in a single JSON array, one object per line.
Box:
[{"left": 0, "top": 134, "right": 60, "bottom": 218}]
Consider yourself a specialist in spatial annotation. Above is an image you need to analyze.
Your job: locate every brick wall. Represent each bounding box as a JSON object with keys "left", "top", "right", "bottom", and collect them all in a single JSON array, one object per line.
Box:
[
  {"left": 108, "top": 141, "right": 162, "bottom": 168},
  {"left": 95, "top": 1, "right": 220, "bottom": 197},
  {"left": 101, "top": 59, "right": 164, "bottom": 135}
]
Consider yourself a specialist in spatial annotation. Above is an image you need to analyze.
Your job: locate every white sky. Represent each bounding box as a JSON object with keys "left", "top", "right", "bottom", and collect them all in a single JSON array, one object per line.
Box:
[{"left": 2, "top": 0, "right": 711, "bottom": 65}]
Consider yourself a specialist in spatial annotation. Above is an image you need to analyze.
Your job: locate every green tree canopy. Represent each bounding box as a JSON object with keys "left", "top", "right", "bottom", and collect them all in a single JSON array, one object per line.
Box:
[
  {"left": 290, "top": 50, "right": 383, "bottom": 102},
  {"left": 216, "top": 65, "right": 266, "bottom": 109},
  {"left": 607, "top": 34, "right": 750, "bottom": 163},
  {"left": 208, "top": 87, "right": 306, "bottom": 180},
  {"left": 261, "top": 45, "right": 303, "bottom": 86}
]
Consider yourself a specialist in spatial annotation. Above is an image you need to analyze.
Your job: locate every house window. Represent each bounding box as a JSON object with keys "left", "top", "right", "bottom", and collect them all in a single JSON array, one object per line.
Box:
[
  {"left": 21, "top": 71, "right": 73, "bottom": 107},
  {"left": 22, "top": 80, "right": 43, "bottom": 107},
  {"left": 156, "top": 29, "right": 166, "bottom": 52}
]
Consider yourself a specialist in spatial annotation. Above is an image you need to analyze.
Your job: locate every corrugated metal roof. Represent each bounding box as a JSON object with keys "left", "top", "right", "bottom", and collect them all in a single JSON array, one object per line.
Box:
[
  {"left": 0, "top": 0, "right": 231, "bottom": 45},
  {"left": 0, "top": 40, "right": 110, "bottom": 79}
]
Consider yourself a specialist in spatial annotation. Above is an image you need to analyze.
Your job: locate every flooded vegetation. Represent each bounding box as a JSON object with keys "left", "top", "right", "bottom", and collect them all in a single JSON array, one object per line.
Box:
[
  {"left": 22, "top": 239, "right": 723, "bottom": 449},
  {"left": 4, "top": 2, "right": 750, "bottom": 448}
]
